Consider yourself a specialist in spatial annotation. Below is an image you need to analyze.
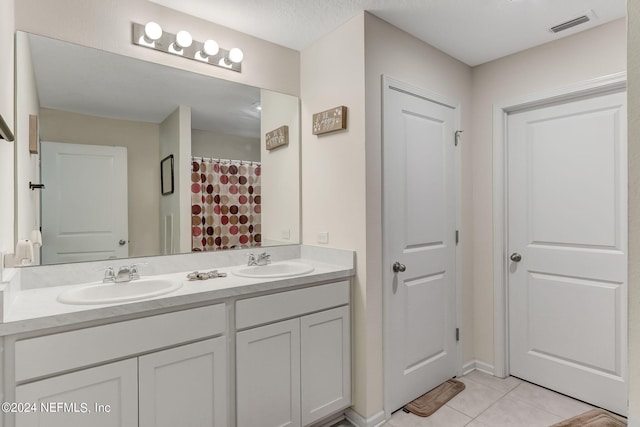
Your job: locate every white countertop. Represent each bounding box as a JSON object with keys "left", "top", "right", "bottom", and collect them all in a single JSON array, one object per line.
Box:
[{"left": 0, "top": 247, "right": 355, "bottom": 336}]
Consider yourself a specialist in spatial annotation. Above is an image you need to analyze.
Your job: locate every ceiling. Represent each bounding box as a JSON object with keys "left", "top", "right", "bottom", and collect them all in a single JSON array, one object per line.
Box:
[
  {"left": 150, "top": 0, "right": 626, "bottom": 66},
  {"left": 27, "top": 1, "right": 626, "bottom": 138}
]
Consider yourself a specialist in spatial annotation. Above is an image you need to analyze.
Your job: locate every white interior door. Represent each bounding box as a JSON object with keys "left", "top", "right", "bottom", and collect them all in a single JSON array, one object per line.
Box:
[
  {"left": 383, "top": 77, "right": 458, "bottom": 412},
  {"left": 508, "top": 90, "right": 627, "bottom": 415},
  {"left": 41, "top": 141, "right": 128, "bottom": 264}
]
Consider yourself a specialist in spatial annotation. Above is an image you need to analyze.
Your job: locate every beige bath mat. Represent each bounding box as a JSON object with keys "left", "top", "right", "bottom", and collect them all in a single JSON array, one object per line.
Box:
[
  {"left": 550, "top": 409, "right": 626, "bottom": 427},
  {"left": 403, "top": 379, "right": 465, "bottom": 417}
]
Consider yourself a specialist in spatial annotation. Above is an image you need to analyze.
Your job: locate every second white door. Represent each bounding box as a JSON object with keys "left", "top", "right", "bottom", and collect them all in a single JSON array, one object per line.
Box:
[{"left": 508, "top": 89, "right": 627, "bottom": 415}]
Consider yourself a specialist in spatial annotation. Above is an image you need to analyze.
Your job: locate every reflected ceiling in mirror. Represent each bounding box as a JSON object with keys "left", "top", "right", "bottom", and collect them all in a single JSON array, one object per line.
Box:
[{"left": 30, "top": 33, "right": 260, "bottom": 138}]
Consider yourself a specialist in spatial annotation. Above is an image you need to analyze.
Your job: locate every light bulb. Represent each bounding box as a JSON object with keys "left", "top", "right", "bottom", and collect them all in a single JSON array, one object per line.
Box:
[
  {"left": 144, "top": 22, "right": 163, "bottom": 41},
  {"left": 202, "top": 40, "right": 220, "bottom": 57},
  {"left": 228, "top": 48, "right": 244, "bottom": 63},
  {"left": 175, "top": 30, "right": 193, "bottom": 49}
]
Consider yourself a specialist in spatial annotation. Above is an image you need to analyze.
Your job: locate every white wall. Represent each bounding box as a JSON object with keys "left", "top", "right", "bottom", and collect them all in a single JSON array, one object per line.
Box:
[
  {"left": 300, "top": 12, "right": 369, "bottom": 415},
  {"left": 260, "top": 89, "right": 301, "bottom": 245},
  {"left": 14, "top": 31, "right": 41, "bottom": 264},
  {"left": 627, "top": 2, "right": 640, "bottom": 425},
  {"left": 191, "top": 129, "right": 259, "bottom": 162},
  {"left": 159, "top": 106, "right": 191, "bottom": 254},
  {"left": 0, "top": 0, "right": 15, "bottom": 273},
  {"left": 39, "top": 108, "right": 161, "bottom": 258},
  {"left": 301, "top": 12, "right": 473, "bottom": 420},
  {"left": 470, "top": 18, "right": 627, "bottom": 367}
]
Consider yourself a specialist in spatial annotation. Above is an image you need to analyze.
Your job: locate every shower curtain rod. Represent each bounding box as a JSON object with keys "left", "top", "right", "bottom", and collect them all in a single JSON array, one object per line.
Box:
[{"left": 194, "top": 156, "right": 261, "bottom": 166}]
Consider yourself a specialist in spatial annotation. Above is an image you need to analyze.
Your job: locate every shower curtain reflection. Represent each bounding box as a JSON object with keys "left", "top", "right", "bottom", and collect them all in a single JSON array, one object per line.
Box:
[{"left": 191, "top": 158, "right": 262, "bottom": 251}]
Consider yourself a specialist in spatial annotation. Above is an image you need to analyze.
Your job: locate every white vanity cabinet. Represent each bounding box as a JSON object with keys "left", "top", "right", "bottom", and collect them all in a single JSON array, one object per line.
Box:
[
  {"left": 15, "top": 359, "right": 138, "bottom": 427},
  {"left": 237, "top": 318, "right": 302, "bottom": 427},
  {"left": 138, "top": 337, "right": 227, "bottom": 427},
  {"left": 236, "top": 281, "right": 351, "bottom": 427},
  {"left": 10, "top": 305, "right": 228, "bottom": 427}
]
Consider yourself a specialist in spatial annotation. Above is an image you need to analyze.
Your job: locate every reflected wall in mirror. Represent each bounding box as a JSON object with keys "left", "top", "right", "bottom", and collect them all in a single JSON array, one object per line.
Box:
[{"left": 15, "top": 31, "right": 301, "bottom": 266}]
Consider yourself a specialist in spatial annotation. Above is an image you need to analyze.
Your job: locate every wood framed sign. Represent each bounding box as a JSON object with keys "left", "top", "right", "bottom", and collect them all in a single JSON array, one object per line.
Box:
[
  {"left": 265, "top": 125, "right": 289, "bottom": 150},
  {"left": 312, "top": 106, "right": 347, "bottom": 135}
]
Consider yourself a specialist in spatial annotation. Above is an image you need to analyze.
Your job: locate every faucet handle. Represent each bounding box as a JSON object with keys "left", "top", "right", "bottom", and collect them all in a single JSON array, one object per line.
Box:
[
  {"left": 129, "top": 263, "right": 148, "bottom": 280},
  {"left": 258, "top": 252, "right": 271, "bottom": 263},
  {"left": 102, "top": 266, "right": 116, "bottom": 283},
  {"left": 246, "top": 253, "right": 257, "bottom": 266}
]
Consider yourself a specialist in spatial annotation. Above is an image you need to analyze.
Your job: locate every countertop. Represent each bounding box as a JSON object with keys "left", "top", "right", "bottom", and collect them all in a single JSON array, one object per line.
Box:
[{"left": 0, "top": 257, "right": 353, "bottom": 336}]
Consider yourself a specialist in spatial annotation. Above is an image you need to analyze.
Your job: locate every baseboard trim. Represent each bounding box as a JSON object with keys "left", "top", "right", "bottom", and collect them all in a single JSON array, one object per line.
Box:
[
  {"left": 462, "top": 360, "right": 495, "bottom": 376},
  {"left": 628, "top": 416, "right": 640, "bottom": 427},
  {"left": 345, "top": 409, "right": 386, "bottom": 427}
]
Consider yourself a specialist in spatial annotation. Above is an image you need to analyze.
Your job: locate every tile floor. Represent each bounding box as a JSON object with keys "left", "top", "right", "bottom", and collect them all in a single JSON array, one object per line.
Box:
[{"left": 335, "top": 370, "right": 606, "bottom": 427}]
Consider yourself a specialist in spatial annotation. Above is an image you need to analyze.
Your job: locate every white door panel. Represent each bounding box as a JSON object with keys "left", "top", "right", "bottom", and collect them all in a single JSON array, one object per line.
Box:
[
  {"left": 41, "top": 141, "right": 128, "bottom": 264},
  {"left": 383, "top": 78, "right": 458, "bottom": 412},
  {"left": 508, "top": 90, "right": 627, "bottom": 414},
  {"left": 15, "top": 359, "right": 138, "bottom": 427}
]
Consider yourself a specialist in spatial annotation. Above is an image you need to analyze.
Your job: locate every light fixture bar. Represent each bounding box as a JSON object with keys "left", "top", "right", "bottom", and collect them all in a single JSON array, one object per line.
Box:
[{"left": 132, "top": 22, "right": 242, "bottom": 73}]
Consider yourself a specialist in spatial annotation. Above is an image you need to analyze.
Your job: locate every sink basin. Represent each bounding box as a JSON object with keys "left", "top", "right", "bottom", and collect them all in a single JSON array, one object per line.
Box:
[
  {"left": 232, "top": 261, "right": 315, "bottom": 278},
  {"left": 57, "top": 278, "right": 182, "bottom": 305}
]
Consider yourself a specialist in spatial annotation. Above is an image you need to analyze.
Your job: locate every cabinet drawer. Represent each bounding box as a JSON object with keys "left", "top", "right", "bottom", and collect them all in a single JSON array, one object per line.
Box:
[
  {"left": 236, "top": 280, "right": 349, "bottom": 329},
  {"left": 15, "top": 304, "right": 226, "bottom": 382}
]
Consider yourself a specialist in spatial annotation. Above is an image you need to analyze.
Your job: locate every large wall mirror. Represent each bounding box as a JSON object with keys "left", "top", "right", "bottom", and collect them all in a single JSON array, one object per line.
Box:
[{"left": 15, "top": 31, "right": 301, "bottom": 266}]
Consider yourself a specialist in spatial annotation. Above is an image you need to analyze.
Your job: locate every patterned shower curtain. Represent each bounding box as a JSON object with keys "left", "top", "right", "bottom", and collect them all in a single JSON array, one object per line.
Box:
[{"left": 191, "top": 158, "right": 262, "bottom": 251}]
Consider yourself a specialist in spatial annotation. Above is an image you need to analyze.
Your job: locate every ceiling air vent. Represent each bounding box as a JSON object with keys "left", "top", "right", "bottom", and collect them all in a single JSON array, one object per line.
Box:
[{"left": 549, "top": 11, "right": 595, "bottom": 33}]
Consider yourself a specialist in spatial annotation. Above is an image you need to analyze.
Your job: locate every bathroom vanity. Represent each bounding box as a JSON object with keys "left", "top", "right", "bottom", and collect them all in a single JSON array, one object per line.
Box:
[{"left": 0, "top": 245, "right": 354, "bottom": 427}]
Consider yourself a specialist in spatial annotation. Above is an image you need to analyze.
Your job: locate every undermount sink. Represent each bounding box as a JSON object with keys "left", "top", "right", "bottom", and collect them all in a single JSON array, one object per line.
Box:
[
  {"left": 232, "top": 261, "right": 315, "bottom": 278},
  {"left": 57, "top": 278, "right": 182, "bottom": 305}
]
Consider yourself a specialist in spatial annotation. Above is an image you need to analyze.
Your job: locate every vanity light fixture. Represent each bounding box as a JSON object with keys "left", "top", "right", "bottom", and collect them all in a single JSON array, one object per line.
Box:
[
  {"left": 196, "top": 39, "right": 220, "bottom": 61},
  {"left": 132, "top": 22, "right": 243, "bottom": 72},
  {"left": 228, "top": 47, "right": 244, "bottom": 63},
  {"left": 169, "top": 30, "right": 193, "bottom": 54},
  {"left": 138, "top": 21, "right": 163, "bottom": 47}
]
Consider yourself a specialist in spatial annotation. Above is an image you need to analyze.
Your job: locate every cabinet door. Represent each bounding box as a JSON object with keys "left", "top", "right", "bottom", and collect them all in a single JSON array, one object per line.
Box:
[
  {"left": 15, "top": 359, "right": 138, "bottom": 427},
  {"left": 236, "top": 318, "right": 301, "bottom": 427},
  {"left": 301, "top": 306, "right": 351, "bottom": 426},
  {"left": 138, "top": 338, "right": 227, "bottom": 427}
]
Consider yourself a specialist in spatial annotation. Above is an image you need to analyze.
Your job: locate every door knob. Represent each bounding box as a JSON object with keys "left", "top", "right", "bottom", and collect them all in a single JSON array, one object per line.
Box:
[
  {"left": 119, "top": 239, "right": 127, "bottom": 246},
  {"left": 510, "top": 253, "right": 522, "bottom": 262},
  {"left": 393, "top": 262, "right": 406, "bottom": 273}
]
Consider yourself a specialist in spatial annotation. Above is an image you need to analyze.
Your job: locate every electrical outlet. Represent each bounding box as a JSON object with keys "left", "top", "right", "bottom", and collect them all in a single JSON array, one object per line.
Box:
[
  {"left": 318, "top": 231, "right": 329, "bottom": 244},
  {"left": 281, "top": 229, "right": 290, "bottom": 240}
]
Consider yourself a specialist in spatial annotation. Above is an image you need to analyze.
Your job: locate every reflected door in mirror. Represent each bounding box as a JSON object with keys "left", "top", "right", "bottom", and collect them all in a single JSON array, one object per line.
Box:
[{"left": 41, "top": 142, "right": 129, "bottom": 264}]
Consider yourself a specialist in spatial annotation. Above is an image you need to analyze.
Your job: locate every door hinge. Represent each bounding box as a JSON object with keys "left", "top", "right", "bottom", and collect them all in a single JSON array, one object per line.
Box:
[
  {"left": 455, "top": 130, "right": 463, "bottom": 146},
  {"left": 456, "top": 328, "right": 460, "bottom": 342},
  {"left": 455, "top": 230, "right": 459, "bottom": 245}
]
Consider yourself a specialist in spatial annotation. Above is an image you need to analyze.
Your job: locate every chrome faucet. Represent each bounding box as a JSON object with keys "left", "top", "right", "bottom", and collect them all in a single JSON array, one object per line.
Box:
[
  {"left": 247, "top": 252, "right": 271, "bottom": 266},
  {"left": 115, "top": 265, "right": 133, "bottom": 283},
  {"left": 257, "top": 252, "right": 271, "bottom": 266},
  {"left": 101, "top": 263, "right": 144, "bottom": 283},
  {"left": 111, "top": 263, "right": 144, "bottom": 283}
]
